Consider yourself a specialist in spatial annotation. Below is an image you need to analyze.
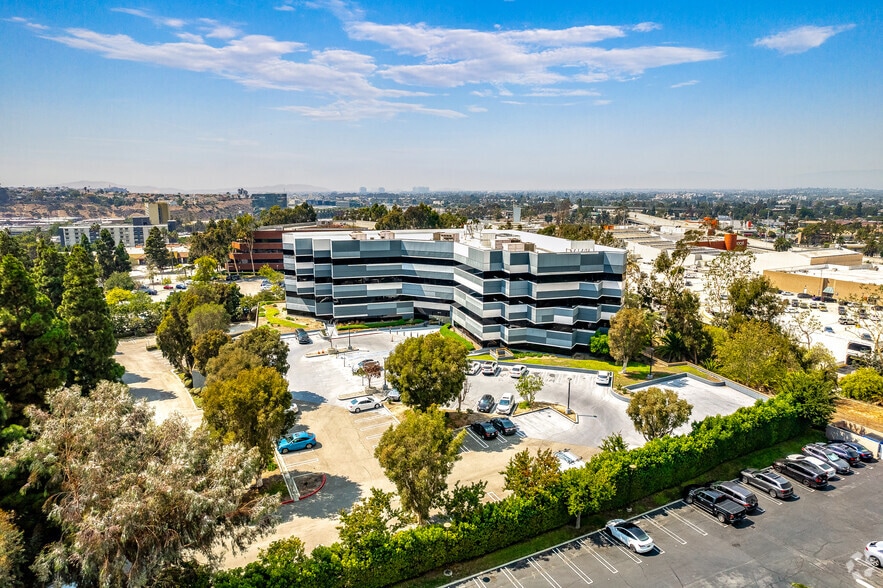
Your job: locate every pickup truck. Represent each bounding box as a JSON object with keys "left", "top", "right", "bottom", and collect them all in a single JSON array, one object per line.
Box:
[{"left": 685, "top": 487, "right": 747, "bottom": 524}]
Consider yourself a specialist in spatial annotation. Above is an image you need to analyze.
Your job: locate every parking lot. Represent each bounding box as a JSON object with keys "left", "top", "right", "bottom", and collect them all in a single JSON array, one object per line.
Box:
[{"left": 448, "top": 458, "right": 883, "bottom": 587}]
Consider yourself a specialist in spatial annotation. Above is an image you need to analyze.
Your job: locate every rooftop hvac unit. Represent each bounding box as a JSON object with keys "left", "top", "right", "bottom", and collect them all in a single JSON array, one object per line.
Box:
[
  {"left": 350, "top": 231, "right": 366, "bottom": 240},
  {"left": 378, "top": 230, "right": 395, "bottom": 240}
]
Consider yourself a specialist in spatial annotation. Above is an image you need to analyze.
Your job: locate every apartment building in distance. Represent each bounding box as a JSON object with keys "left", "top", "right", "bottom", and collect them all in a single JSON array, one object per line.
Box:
[
  {"left": 283, "top": 227, "right": 625, "bottom": 353},
  {"left": 146, "top": 201, "right": 170, "bottom": 226},
  {"left": 252, "top": 193, "right": 288, "bottom": 213}
]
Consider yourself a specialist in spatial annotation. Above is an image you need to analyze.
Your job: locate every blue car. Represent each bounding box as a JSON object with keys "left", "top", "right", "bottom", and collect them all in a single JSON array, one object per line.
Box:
[
  {"left": 175, "top": 283, "right": 187, "bottom": 289},
  {"left": 277, "top": 432, "right": 317, "bottom": 454}
]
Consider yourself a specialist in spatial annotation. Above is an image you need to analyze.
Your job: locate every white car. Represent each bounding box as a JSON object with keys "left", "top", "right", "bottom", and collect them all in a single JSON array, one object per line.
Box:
[
  {"left": 466, "top": 361, "right": 481, "bottom": 376},
  {"left": 481, "top": 361, "right": 498, "bottom": 376},
  {"left": 596, "top": 371, "right": 612, "bottom": 386},
  {"left": 347, "top": 396, "right": 381, "bottom": 413},
  {"left": 509, "top": 365, "right": 527, "bottom": 378},
  {"left": 605, "top": 519, "right": 655, "bottom": 554},
  {"left": 555, "top": 450, "right": 584, "bottom": 471},
  {"left": 787, "top": 454, "right": 836, "bottom": 478},
  {"left": 497, "top": 392, "right": 516, "bottom": 415},
  {"left": 866, "top": 541, "right": 883, "bottom": 567}
]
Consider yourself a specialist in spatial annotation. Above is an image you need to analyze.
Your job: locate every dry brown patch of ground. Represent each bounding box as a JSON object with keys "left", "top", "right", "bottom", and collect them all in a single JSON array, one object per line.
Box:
[{"left": 833, "top": 397, "right": 883, "bottom": 432}]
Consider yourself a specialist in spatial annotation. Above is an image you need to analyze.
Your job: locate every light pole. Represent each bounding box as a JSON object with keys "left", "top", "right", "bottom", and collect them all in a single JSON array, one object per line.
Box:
[
  {"left": 627, "top": 463, "right": 637, "bottom": 512},
  {"left": 254, "top": 301, "right": 262, "bottom": 328},
  {"left": 566, "top": 377, "right": 572, "bottom": 414}
]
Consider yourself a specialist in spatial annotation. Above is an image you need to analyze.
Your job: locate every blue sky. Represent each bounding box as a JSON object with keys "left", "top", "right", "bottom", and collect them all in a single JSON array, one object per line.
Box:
[{"left": 1, "top": 1, "right": 880, "bottom": 192}]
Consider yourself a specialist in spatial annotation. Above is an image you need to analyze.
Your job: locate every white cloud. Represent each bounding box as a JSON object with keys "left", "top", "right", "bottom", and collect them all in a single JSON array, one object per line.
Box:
[
  {"left": 471, "top": 89, "right": 493, "bottom": 97},
  {"left": 633, "top": 22, "right": 662, "bottom": 33},
  {"left": 278, "top": 99, "right": 465, "bottom": 121},
  {"left": 524, "top": 88, "right": 600, "bottom": 97},
  {"left": 199, "top": 19, "right": 240, "bottom": 40},
  {"left": 111, "top": 8, "right": 185, "bottom": 29},
  {"left": 754, "top": 24, "right": 854, "bottom": 55},
  {"left": 671, "top": 79, "right": 698, "bottom": 88},
  {"left": 594, "top": 99, "right": 611, "bottom": 105},
  {"left": 467, "top": 105, "right": 487, "bottom": 113},
  {"left": 6, "top": 16, "right": 49, "bottom": 30},
  {"left": 274, "top": 5, "right": 295, "bottom": 11}
]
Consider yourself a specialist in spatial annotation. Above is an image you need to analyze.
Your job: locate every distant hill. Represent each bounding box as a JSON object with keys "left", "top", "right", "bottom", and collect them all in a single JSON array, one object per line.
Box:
[{"left": 50, "top": 181, "right": 332, "bottom": 194}]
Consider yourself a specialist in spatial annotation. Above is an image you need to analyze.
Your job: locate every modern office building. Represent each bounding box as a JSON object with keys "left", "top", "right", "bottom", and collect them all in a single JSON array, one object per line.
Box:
[
  {"left": 59, "top": 223, "right": 167, "bottom": 247},
  {"left": 252, "top": 193, "right": 288, "bottom": 213},
  {"left": 146, "top": 201, "right": 170, "bottom": 226},
  {"left": 283, "top": 228, "right": 625, "bottom": 353}
]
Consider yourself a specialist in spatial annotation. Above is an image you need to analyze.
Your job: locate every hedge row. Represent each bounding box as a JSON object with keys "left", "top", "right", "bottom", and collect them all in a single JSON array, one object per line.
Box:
[{"left": 213, "top": 394, "right": 806, "bottom": 588}]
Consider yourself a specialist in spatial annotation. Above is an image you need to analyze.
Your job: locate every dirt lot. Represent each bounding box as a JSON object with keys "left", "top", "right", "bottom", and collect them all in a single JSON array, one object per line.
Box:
[{"left": 833, "top": 397, "right": 883, "bottom": 432}]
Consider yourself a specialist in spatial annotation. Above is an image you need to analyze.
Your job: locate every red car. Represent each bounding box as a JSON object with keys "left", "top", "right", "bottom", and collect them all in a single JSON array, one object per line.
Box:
[{"left": 163, "top": 285, "right": 174, "bottom": 289}]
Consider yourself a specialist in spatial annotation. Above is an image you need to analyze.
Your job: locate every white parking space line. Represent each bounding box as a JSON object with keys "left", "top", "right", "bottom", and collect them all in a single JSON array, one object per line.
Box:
[
  {"left": 554, "top": 548, "right": 593, "bottom": 584},
  {"left": 365, "top": 432, "right": 385, "bottom": 440},
  {"left": 641, "top": 515, "right": 687, "bottom": 545},
  {"left": 500, "top": 567, "right": 525, "bottom": 587},
  {"left": 289, "top": 457, "right": 319, "bottom": 467},
  {"left": 487, "top": 491, "right": 502, "bottom": 502},
  {"left": 516, "top": 430, "right": 527, "bottom": 438},
  {"left": 755, "top": 492, "right": 784, "bottom": 506},
  {"left": 496, "top": 435, "right": 509, "bottom": 444},
  {"left": 579, "top": 539, "right": 618, "bottom": 574},
  {"left": 663, "top": 506, "right": 708, "bottom": 536},
  {"left": 527, "top": 558, "right": 562, "bottom": 587},
  {"left": 598, "top": 533, "right": 642, "bottom": 563},
  {"left": 359, "top": 421, "right": 395, "bottom": 431},
  {"left": 466, "top": 429, "right": 490, "bottom": 448},
  {"left": 353, "top": 413, "right": 391, "bottom": 423}
]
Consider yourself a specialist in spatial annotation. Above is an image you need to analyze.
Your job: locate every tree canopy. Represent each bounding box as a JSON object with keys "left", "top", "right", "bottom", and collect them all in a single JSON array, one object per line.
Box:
[
  {"left": 374, "top": 406, "right": 464, "bottom": 524},
  {"left": 608, "top": 307, "right": 651, "bottom": 373},
  {"left": 144, "top": 226, "right": 170, "bottom": 270},
  {"left": 626, "top": 386, "right": 693, "bottom": 441},
  {"left": 385, "top": 333, "right": 468, "bottom": 411},
  {"left": 502, "top": 448, "right": 561, "bottom": 500},
  {"left": 0, "top": 382, "right": 278, "bottom": 587}
]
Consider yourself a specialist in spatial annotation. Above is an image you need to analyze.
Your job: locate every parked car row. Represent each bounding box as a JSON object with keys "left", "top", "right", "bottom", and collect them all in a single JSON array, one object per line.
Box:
[{"left": 476, "top": 392, "right": 517, "bottom": 415}]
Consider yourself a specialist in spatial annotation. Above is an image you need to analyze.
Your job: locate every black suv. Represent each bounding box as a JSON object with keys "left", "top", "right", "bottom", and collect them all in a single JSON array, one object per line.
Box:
[
  {"left": 710, "top": 481, "right": 759, "bottom": 512},
  {"left": 295, "top": 328, "right": 311, "bottom": 344},
  {"left": 773, "top": 458, "right": 828, "bottom": 488}
]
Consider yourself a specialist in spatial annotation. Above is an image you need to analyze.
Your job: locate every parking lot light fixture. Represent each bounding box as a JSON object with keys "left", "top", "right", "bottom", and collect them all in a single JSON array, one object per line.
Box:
[
  {"left": 567, "top": 377, "right": 572, "bottom": 414},
  {"left": 627, "top": 463, "right": 638, "bottom": 512}
]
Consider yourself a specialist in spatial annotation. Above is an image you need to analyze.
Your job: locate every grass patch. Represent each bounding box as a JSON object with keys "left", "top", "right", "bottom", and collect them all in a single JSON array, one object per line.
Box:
[
  {"left": 401, "top": 428, "right": 826, "bottom": 588},
  {"left": 264, "top": 306, "right": 306, "bottom": 329},
  {"left": 439, "top": 324, "right": 474, "bottom": 350},
  {"left": 338, "top": 318, "right": 424, "bottom": 330}
]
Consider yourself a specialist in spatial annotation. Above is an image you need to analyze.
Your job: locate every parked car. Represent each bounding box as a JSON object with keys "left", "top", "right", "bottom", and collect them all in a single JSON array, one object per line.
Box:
[
  {"left": 823, "top": 326, "right": 835, "bottom": 333},
  {"left": 277, "top": 431, "right": 316, "bottom": 453},
  {"left": 596, "top": 371, "right": 612, "bottom": 386},
  {"left": 496, "top": 392, "right": 515, "bottom": 415},
  {"left": 740, "top": 468, "right": 794, "bottom": 499},
  {"left": 295, "top": 328, "right": 311, "bottom": 344},
  {"left": 801, "top": 443, "right": 851, "bottom": 474},
  {"left": 163, "top": 284, "right": 174, "bottom": 290},
  {"left": 861, "top": 332, "right": 873, "bottom": 341},
  {"left": 510, "top": 364, "right": 527, "bottom": 378},
  {"left": 490, "top": 417, "right": 517, "bottom": 436},
  {"left": 710, "top": 481, "right": 759, "bottom": 512},
  {"left": 470, "top": 421, "right": 498, "bottom": 440},
  {"left": 347, "top": 396, "right": 381, "bottom": 413},
  {"left": 835, "top": 440, "right": 873, "bottom": 462},
  {"left": 685, "top": 487, "right": 747, "bottom": 524},
  {"left": 826, "top": 442, "right": 861, "bottom": 466},
  {"left": 481, "top": 361, "right": 498, "bottom": 376},
  {"left": 772, "top": 457, "right": 828, "bottom": 488},
  {"left": 555, "top": 450, "right": 584, "bottom": 471},
  {"left": 175, "top": 283, "right": 187, "bottom": 289},
  {"left": 787, "top": 454, "right": 836, "bottom": 478},
  {"left": 605, "top": 519, "right": 655, "bottom": 553},
  {"left": 476, "top": 394, "right": 495, "bottom": 413},
  {"left": 466, "top": 361, "right": 481, "bottom": 375},
  {"left": 384, "top": 388, "right": 400, "bottom": 402},
  {"left": 866, "top": 541, "right": 883, "bottom": 567}
]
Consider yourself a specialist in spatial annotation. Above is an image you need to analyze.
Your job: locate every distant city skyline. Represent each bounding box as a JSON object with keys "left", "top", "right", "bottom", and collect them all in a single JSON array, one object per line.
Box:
[{"left": 1, "top": 1, "right": 880, "bottom": 191}]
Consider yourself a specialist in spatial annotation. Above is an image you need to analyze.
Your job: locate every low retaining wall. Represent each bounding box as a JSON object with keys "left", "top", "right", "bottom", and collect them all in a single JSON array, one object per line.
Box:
[{"left": 827, "top": 420, "right": 883, "bottom": 458}]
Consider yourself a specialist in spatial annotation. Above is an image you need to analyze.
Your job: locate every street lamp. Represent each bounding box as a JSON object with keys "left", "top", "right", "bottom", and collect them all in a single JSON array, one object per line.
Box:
[
  {"left": 648, "top": 347, "right": 654, "bottom": 379},
  {"left": 566, "top": 377, "right": 572, "bottom": 414},
  {"left": 627, "top": 463, "right": 638, "bottom": 512},
  {"left": 254, "top": 301, "right": 262, "bottom": 328}
]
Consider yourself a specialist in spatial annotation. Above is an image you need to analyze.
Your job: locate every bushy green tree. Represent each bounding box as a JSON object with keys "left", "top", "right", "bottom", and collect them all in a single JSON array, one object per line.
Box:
[
  {"left": 0, "top": 382, "right": 277, "bottom": 587},
  {"left": 194, "top": 255, "right": 219, "bottom": 283},
  {"left": 232, "top": 326, "right": 290, "bottom": 375},
  {"left": 0, "top": 255, "right": 72, "bottom": 418},
  {"left": 589, "top": 332, "right": 609, "bottom": 357},
  {"left": 192, "top": 330, "right": 232, "bottom": 374},
  {"left": 776, "top": 371, "right": 836, "bottom": 427},
  {"left": 205, "top": 347, "right": 262, "bottom": 385},
  {"left": 114, "top": 240, "right": 132, "bottom": 274},
  {"left": 32, "top": 238, "right": 67, "bottom": 309},
  {"left": 0, "top": 509, "right": 24, "bottom": 587},
  {"left": 336, "top": 488, "right": 412, "bottom": 555},
  {"left": 201, "top": 366, "right": 292, "bottom": 483},
  {"left": 715, "top": 320, "right": 801, "bottom": 392},
  {"left": 144, "top": 226, "right": 170, "bottom": 270},
  {"left": 59, "top": 245, "right": 123, "bottom": 389},
  {"left": 626, "top": 386, "right": 692, "bottom": 441},
  {"left": 0, "top": 230, "right": 29, "bottom": 268},
  {"left": 385, "top": 333, "right": 468, "bottom": 411},
  {"left": 515, "top": 372, "right": 544, "bottom": 407},
  {"left": 728, "top": 275, "right": 785, "bottom": 325},
  {"left": 502, "top": 448, "right": 561, "bottom": 500},
  {"left": 188, "top": 302, "right": 230, "bottom": 340},
  {"left": 94, "top": 228, "right": 117, "bottom": 280},
  {"left": 839, "top": 367, "right": 883, "bottom": 404},
  {"left": 608, "top": 307, "right": 651, "bottom": 373},
  {"left": 374, "top": 406, "right": 464, "bottom": 524},
  {"left": 104, "top": 270, "right": 135, "bottom": 291}
]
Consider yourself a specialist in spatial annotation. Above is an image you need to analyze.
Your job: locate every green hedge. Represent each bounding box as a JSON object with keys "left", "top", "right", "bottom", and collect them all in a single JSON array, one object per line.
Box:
[{"left": 213, "top": 394, "right": 806, "bottom": 588}]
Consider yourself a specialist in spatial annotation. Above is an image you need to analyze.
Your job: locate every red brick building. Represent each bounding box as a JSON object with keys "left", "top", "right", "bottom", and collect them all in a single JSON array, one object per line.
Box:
[{"left": 227, "top": 228, "right": 284, "bottom": 272}]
